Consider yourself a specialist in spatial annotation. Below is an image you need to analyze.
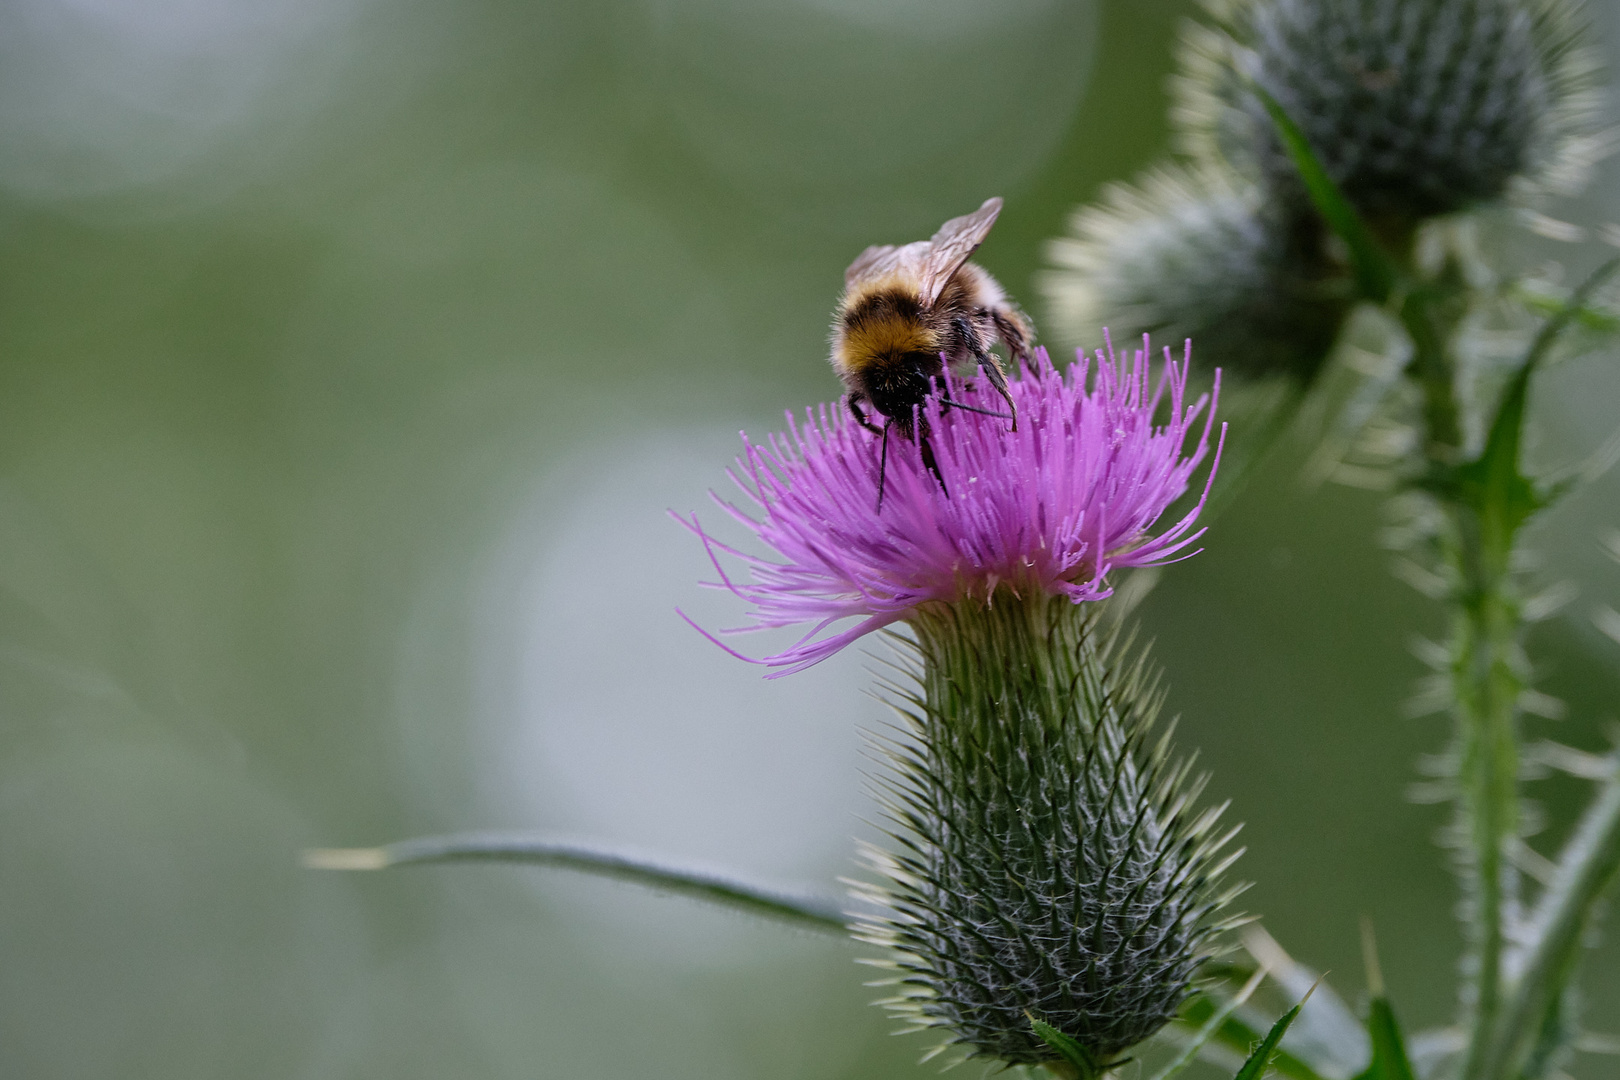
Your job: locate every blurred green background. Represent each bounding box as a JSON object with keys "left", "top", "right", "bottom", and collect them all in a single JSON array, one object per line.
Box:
[{"left": 0, "top": 0, "right": 1617, "bottom": 1076}]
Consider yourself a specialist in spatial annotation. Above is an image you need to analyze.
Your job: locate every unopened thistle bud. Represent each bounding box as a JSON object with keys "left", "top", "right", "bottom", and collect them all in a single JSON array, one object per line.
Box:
[
  {"left": 684, "top": 343, "right": 1243, "bottom": 1070},
  {"left": 1175, "top": 0, "right": 1607, "bottom": 225},
  {"left": 1041, "top": 165, "right": 1350, "bottom": 384}
]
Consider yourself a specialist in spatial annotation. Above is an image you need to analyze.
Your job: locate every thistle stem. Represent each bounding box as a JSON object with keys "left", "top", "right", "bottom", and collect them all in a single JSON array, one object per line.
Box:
[
  {"left": 1451, "top": 520, "right": 1521, "bottom": 1080},
  {"left": 1400, "top": 291, "right": 1464, "bottom": 461},
  {"left": 1403, "top": 289, "right": 1521, "bottom": 1080}
]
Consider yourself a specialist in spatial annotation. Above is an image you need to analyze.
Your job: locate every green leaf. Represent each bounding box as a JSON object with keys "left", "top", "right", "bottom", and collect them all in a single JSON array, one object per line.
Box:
[
  {"left": 1030, "top": 1016, "right": 1101, "bottom": 1079},
  {"left": 1351, "top": 998, "right": 1416, "bottom": 1080},
  {"left": 1454, "top": 257, "right": 1620, "bottom": 536},
  {"left": 1490, "top": 772, "right": 1620, "bottom": 1075},
  {"left": 304, "top": 832, "right": 850, "bottom": 933},
  {"left": 1252, "top": 84, "right": 1398, "bottom": 303},
  {"left": 1178, "top": 996, "right": 1328, "bottom": 1080},
  {"left": 1233, "top": 982, "right": 1320, "bottom": 1080}
]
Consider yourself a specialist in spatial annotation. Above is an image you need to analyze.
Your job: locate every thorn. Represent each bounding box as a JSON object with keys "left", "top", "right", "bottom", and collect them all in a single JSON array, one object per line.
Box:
[
  {"left": 1575, "top": 1032, "right": 1620, "bottom": 1055},
  {"left": 1509, "top": 838, "right": 1559, "bottom": 886},
  {"left": 1520, "top": 209, "right": 1586, "bottom": 243},
  {"left": 303, "top": 847, "right": 390, "bottom": 870},
  {"left": 1237, "top": 964, "right": 1269, "bottom": 1003},
  {"left": 1593, "top": 604, "right": 1620, "bottom": 648},
  {"left": 1360, "top": 917, "right": 1385, "bottom": 997}
]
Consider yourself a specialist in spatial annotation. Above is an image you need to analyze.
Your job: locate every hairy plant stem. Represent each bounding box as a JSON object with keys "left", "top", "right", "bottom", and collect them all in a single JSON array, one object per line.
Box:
[
  {"left": 1400, "top": 290, "right": 1464, "bottom": 461},
  {"left": 1450, "top": 509, "right": 1522, "bottom": 1080},
  {"left": 1402, "top": 287, "right": 1522, "bottom": 1080}
]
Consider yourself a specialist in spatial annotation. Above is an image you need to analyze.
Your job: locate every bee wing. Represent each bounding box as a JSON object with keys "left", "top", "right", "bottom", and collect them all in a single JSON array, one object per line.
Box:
[
  {"left": 918, "top": 196, "right": 1002, "bottom": 308},
  {"left": 845, "top": 242, "right": 933, "bottom": 287},
  {"left": 844, "top": 244, "right": 896, "bottom": 286}
]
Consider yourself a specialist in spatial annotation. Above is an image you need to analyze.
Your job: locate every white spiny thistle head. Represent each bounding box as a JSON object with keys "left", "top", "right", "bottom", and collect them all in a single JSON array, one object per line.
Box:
[
  {"left": 851, "top": 598, "right": 1247, "bottom": 1069},
  {"left": 1173, "top": 0, "right": 1609, "bottom": 224},
  {"left": 1040, "top": 164, "right": 1352, "bottom": 383}
]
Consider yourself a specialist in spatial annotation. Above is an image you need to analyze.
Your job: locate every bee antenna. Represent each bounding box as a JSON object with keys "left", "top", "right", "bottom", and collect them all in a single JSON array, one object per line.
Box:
[{"left": 875, "top": 420, "right": 891, "bottom": 513}]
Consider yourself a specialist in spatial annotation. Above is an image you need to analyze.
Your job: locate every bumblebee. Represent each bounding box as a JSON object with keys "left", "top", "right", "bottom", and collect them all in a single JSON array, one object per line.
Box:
[{"left": 830, "top": 197, "right": 1032, "bottom": 503}]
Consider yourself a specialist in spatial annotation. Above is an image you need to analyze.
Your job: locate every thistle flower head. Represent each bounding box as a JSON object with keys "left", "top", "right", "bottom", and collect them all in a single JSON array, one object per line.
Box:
[
  {"left": 1041, "top": 164, "right": 1351, "bottom": 383},
  {"left": 684, "top": 341, "right": 1240, "bottom": 1069},
  {"left": 680, "top": 343, "right": 1222, "bottom": 675},
  {"left": 1175, "top": 0, "right": 1609, "bottom": 222}
]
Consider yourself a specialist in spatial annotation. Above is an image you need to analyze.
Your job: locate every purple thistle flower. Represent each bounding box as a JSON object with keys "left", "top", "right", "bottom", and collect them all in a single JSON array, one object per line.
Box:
[{"left": 679, "top": 337, "right": 1224, "bottom": 676}]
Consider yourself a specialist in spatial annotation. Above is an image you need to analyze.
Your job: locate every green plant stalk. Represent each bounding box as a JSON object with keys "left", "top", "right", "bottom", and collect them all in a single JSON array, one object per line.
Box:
[
  {"left": 1515, "top": 983, "right": 1579, "bottom": 1080},
  {"left": 1257, "top": 89, "right": 1520, "bottom": 1072},
  {"left": 1398, "top": 291, "right": 1464, "bottom": 461},
  {"left": 1255, "top": 79, "right": 1620, "bottom": 1080},
  {"left": 1487, "top": 775, "right": 1620, "bottom": 1079},
  {"left": 1448, "top": 509, "right": 1522, "bottom": 1080},
  {"left": 1462, "top": 258, "right": 1620, "bottom": 1080},
  {"left": 1402, "top": 290, "right": 1522, "bottom": 1080}
]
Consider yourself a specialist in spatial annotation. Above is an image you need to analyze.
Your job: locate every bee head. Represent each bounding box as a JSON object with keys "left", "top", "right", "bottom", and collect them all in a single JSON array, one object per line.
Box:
[{"left": 866, "top": 351, "right": 942, "bottom": 429}]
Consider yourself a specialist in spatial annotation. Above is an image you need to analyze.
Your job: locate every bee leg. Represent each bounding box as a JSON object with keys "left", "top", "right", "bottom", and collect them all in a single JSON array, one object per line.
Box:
[
  {"left": 990, "top": 308, "right": 1034, "bottom": 371},
  {"left": 847, "top": 393, "right": 882, "bottom": 435},
  {"left": 916, "top": 415, "right": 948, "bottom": 497},
  {"left": 953, "top": 315, "right": 1017, "bottom": 433},
  {"left": 875, "top": 420, "right": 890, "bottom": 512}
]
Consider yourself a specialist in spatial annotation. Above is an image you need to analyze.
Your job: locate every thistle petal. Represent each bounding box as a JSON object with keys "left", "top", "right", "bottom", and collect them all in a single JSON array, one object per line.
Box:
[{"left": 682, "top": 342, "right": 1222, "bottom": 674}]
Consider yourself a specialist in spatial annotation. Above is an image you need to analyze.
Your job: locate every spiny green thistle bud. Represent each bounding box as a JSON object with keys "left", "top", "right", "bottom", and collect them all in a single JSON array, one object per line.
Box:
[
  {"left": 853, "top": 597, "right": 1246, "bottom": 1070},
  {"left": 1174, "top": 0, "right": 1607, "bottom": 227},
  {"left": 1040, "top": 165, "right": 1351, "bottom": 383}
]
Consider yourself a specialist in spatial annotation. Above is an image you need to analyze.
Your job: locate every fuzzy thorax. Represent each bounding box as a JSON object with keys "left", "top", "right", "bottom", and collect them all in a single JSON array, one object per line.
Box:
[
  {"left": 833, "top": 281, "right": 941, "bottom": 380},
  {"left": 854, "top": 595, "right": 1246, "bottom": 1067}
]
